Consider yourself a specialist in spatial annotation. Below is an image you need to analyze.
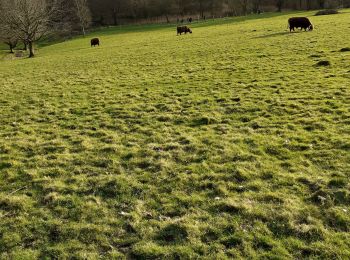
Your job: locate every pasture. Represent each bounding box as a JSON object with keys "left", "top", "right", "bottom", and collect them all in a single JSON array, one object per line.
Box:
[{"left": 0, "top": 10, "right": 350, "bottom": 258}]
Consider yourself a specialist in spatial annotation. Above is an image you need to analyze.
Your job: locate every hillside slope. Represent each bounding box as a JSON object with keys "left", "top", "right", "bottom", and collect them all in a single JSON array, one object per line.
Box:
[{"left": 0, "top": 11, "right": 350, "bottom": 259}]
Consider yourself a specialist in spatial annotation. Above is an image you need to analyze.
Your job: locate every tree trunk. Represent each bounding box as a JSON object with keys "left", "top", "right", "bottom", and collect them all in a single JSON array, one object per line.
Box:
[
  {"left": 28, "top": 42, "right": 34, "bottom": 58},
  {"left": 277, "top": 0, "right": 283, "bottom": 12},
  {"left": 253, "top": 1, "right": 261, "bottom": 13},
  {"left": 241, "top": 0, "right": 248, "bottom": 15},
  {"left": 306, "top": 0, "right": 311, "bottom": 10},
  {"left": 112, "top": 9, "right": 118, "bottom": 25},
  {"left": 199, "top": 1, "right": 203, "bottom": 18},
  {"left": 82, "top": 25, "right": 86, "bottom": 36},
  {"left": 9, "top": 44, "right": 14, "bottom": 53},
  {"left": 319, "top": 0, "right": 325, "bottom": 8},
  {"left": 278, "top": 4, "right": 282, "bottom": 12},
  {"left": 243, "top": 3, "right": 247, "bottom": 15}
]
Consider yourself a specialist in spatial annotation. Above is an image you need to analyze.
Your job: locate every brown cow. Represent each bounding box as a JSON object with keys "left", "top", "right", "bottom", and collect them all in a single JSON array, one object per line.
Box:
[
  {"left": 91, "top": 38, "right": 100, "bottom": 47},
  {"left": 288, "top": 17, "right": 313, "bottom": 32},
  {"left": 177, "top": 26, "right": 192, "bottom": 35}
]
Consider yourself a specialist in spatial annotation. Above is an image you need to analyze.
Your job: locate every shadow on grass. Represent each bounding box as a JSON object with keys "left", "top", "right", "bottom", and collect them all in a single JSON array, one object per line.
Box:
[{"left": 254, "top": 31, "right": 290, "bottom": 38}]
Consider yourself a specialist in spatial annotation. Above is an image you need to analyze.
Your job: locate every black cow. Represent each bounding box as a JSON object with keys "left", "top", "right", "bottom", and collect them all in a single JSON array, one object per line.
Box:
[
  {"left": 177, "top": 26, "right": 192, "bottom": 35},
  {"left": 288, "top": 17, "right": 313, "bottom": 32},
  {"left": 91, "top": 38, "right": 100, "bottom": 47}
]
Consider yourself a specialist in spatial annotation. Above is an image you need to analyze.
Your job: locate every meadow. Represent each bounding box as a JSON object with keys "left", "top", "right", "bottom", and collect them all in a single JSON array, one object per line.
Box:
[{"left": 0, "top": 10, "right": 350, "bottom": 259}]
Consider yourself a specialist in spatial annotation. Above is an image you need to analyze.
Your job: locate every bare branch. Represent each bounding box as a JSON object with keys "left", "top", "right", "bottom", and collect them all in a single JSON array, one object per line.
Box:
[{"left": 0, "top": 0, "right": 62, "bottom": 57}]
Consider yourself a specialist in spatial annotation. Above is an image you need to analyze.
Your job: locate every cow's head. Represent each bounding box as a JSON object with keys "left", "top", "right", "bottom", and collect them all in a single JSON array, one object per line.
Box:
[
  {"left": 188, "top": 29, "right": 192, "bottom": 34},
  {"left": 309, "top": 24, "right": 313, "bottom": 31}
]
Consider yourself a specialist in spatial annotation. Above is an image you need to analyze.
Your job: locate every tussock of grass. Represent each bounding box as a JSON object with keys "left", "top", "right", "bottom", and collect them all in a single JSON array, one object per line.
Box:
[
  {"left": 315, "top": 60, "right": 331, "bottom": 66},
  {"left": 0, "top": 9, "right": 350, "bottom": 259}
]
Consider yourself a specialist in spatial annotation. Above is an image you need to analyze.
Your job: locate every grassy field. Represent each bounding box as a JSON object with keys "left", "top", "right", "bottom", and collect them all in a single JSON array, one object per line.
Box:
[{"left": 0, "top": 10, "right": 350, "bottom": 259}]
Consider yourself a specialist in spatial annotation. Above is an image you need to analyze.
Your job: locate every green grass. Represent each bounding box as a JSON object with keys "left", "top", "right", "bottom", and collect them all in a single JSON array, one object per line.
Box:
[{"left": 1, "top": 10, "right": 350, "bottom": 259}]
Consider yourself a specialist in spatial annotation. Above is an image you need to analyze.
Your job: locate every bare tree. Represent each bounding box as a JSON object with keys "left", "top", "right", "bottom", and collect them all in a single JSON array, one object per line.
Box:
[
  {"left": 5, "top": 35, "right": 18, "bottom": 53},
  {"left": 111, "top": 0, "right": 123, "bottom": 25},
  {"left": 198, "top": 0, "right": 205, "bottom": 18},
  {"left": 252, "top": 0, "right": 262, "bottom": 13},
  {"left": 0, "top": 2, "right": 17, "bottom": 53},
  {"left": 240, "top": 0, "right": 250, "bottom": 15},
  {"left": 159, "top": 0, "right": 173, "bottom": 23},
  {"left": 73, "top": 0, "right": 91, "bottom": 36},
  {"left": 276, "top": 0, "right": 284, "bottom": 11},
  {"left": 318, "top": 0, "right": 326, "bottom": 8},
  {"left": 176, "top": 0, "right": 185, "bottom": 16},
  {"left": 0, "top": 0, "right": 60, "bottom": 58},
  {"left": 306, "top": 0, "right": 312, "bottom": 10},
  {"left": 1, "top": 35, "right": 18, "bottom": 53},
  {"left": 226, "top": 0, "right": 238, "bottom": 16}
]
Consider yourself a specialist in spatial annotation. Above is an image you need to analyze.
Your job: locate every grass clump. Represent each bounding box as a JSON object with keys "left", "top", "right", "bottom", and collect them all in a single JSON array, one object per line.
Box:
[
  {"left": 157, "top": 223, "right": 189, "bottom": 244},
  {"left": 315, "top": 60, "right": 331, "bottom": 66}
]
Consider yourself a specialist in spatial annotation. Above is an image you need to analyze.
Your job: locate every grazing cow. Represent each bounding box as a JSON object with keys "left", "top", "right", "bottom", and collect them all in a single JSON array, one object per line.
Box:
[
  {"left": 177, "top": 26, "right": 192, "bottom": 35},
  {"left": 288, "top": 17, "right": 313, "bottom": 32},
  {"left": 91, "top": 38, "right": 100, "bottom": 47}
]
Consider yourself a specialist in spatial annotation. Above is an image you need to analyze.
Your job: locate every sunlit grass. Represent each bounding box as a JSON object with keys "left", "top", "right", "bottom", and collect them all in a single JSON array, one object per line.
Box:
[{"left": 0, "top": 10, "right": 349, "bottom": 258}]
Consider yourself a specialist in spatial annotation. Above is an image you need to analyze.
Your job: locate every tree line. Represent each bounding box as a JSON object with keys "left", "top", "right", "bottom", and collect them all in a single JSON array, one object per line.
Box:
[
  {"left": 1, "top": 0, "right": 349, "bottom": 57},
  {"left": 88, "top": 0, "right": 349, "bottom": 25}
]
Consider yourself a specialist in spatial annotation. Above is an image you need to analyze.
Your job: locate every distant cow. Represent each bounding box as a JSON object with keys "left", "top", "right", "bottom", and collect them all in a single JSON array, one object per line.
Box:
[
  {"left": 288, "top": 17, "right": 313, "bottom": 32},
  {"left": 91, "top": 38, "right": 100, "bottom": 47},
  {"left": 177, "top": 26, "right": 192, "bottom": 35}
]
